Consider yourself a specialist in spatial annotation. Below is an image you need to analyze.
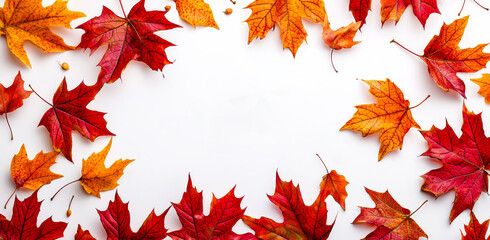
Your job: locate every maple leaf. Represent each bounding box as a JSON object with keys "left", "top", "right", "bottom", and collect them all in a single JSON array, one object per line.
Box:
[
  {"left": 75, "top": 225, "right": 96, "bottom": 240},
  {"left": 0, "top": 72, "right": 32, "bottom": 140},
  {"left": 245, "top": 0, "right": 325, "bottom": 56},
  {"left": 174, "top": 0, "right": 219, "bottom": 29},
  {"left": 471, "top": 74, "right": 490, "bottom": 104},
  {"left": 77, "top": 0, "right": 181, "bottom": 84},
  {"left": 0, "top": 191, "right": 67, "bottom": 240},
  {"left": 392, "top": 16, "right": 490, "bottom": 98},
  {"left": 349, "top": 0, "right": 371, "bottom": 27},
  {"left": 5, "top": 144, "right": 61, "bottom": 208},
  {"left": 461, "top": 212, "right": 490, "bottom": 240},
  {"left": 35, "top": 78, "right": 114, "bottom": 162},
  {"left": 0, "top": 0, "right": 84, "bottom": 67},
  {"left": 380, "top": 0, "right": 439, "bottom": 27},
  {"left": 317, "top": 155, "right": 349, "bottom": 210},
  {"left": 340, "top": 79, "right": 427, "bottom": 161},
  {"left": 353, "top": 188, "right": 428, "bottom": 240},
  {"left": 420, "top": 104, "right": 490, "bottom": 222},
  {"left": 242, "top": 172, "right": 334, "bottom": 240},
  {"left": 169, "top": 175, "right": 256, "bottom": 240}
]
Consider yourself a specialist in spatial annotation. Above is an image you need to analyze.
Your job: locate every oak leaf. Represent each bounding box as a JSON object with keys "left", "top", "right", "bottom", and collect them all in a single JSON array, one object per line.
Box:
[
  {"left": 421, "top": 104, "right": 490, "bottom": 222},
  {"left": 461, "top": 212, "right": 490, "bottom": 240},
  {"left": 0, "top": 72, "right": 32, "bottom": 140},
  {"left": 242, "top": 172, "right": 334, "bottom": 240},
  {"left": 0, "top": 191, "right": 68, "bottom": 240},
  {"left": 392, "top": 16, "right": 490, "bottom": 98},
  {"left": 169, "top": 175, "right": 256, "bottom": 240},
  {"left": 77, "top": 0, "right": 181, "bottom": 83},
  {"left": 0, "top": 0, "right": 84, "bottom": 67},
  {"left": 349, "top": 0, "right": 371, "bottom": 27},
  {"left": 75, "top": 225, "right": 96, "bottom": 240},
  {"left": 174, "top": 0, "right": 219, "bottom": 29},
  {"left": 471, "top": 74, "right": 490, "bottom": 104},
  {"left": 380, "top": 0, "right": 439, "bottom": 27},
  {"left": 38, "top": 79, "right": 114, "bottom": 162},
  {"left": 98, "top": 192, "right": 170, "bottom": 240},
  {"left": 340, "top": 79, "right": 425, "bottom": 161},
  {"left": 353, "top": 188, "right": 427, "bottom": 240},
  {"left": 245, "top": 0, "right": 325, "bottom": 56}
]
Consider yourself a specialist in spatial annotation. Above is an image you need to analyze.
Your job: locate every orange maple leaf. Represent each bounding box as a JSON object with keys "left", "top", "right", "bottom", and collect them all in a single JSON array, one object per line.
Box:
[
  {"left": 174, "top": 0, "right": 219, "bottom": 29},
  {"left": 245, "top": 0, "right": 325, "bottom": 56},
  {"left": 471, "top": 74, "right": 490, "bottom": 104},
  {"left": 5, "top": 144, "right": 61, "bottom": 208},
  {"left": 0, "top": 0, "right": 85, "bottom": 67},
  {"left": 317, "top": 154, "right": 349, "bottom": 210},
  {"left": 340, "top": 79, "right": 428, "bottom": 161}
]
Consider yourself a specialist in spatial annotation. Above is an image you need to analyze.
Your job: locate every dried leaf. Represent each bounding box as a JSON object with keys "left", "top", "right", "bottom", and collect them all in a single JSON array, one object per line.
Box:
[
  {"left": 471, "top": 74, "right": 490, "bottom": 104},
  {"left": 174, "top": 0, "right": 219, "bottom": 29},
  {"left": 0, "top": 72, "right": 32, "bottom": 139},
  {"left": 322, "top": 15, "right": 361, "bottom": 50},
  {"left": 320, "top": 169, "right": 349, "bottom": 210}
]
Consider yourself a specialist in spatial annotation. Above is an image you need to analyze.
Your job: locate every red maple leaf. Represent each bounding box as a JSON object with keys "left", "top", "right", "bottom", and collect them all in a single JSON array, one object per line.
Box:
[
  {"left": 380, "top": 0, "right": 439, "bottom": 27},
  {"left": 242, "top": 172, "right": 334, "bottom": 240},
  {"left": 75, "top": 225, "right": 95, "bottom": 240},
  {"left": 98, "top": 191, "right": 169, "bottom": 240},
  {"left": 77, "top": 0, "right": 181, "bottom": 84},
  {"left": 421, "top": 104, "right": 490, "bottom": 222},
  {"left": 349, "top": 0, "right": 371, "bottom": 27},
  {"left": 461, "top": 212, "right": 490, "bottom": 240},
  {"left": 0, "top": 191, "right": 67, "bottom": 240},
  {"left": 36, "top": 79, "right": 114, "bottom": 162},
  {"left": 0, "top": 71, "right": 32, "bottom": 140},
  {"left": 169, "top": 175, "right": 256, "bottom": 240}
]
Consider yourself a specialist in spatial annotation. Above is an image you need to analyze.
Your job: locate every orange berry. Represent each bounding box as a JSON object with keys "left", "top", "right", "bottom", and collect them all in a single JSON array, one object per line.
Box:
[
  {"left": 224, "top": 8, "right": 232, "bottom": 15},
  {"left": 66, "top": 209, "right": 72, "bottom": 217},
  {"left": 61, "top": 62, "right": 69, "bottom": 70},
  {"left": 165, "top": 5, "right": 171, "bottom": 10}
]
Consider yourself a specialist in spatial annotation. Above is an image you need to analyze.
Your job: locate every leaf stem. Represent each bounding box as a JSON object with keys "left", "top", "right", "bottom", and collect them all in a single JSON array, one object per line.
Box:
[
  {"left": 409, "top": 200, "right": 428, "bottom": 217},
  {"left": 29, "top": 85, "right": 52, "bottom": 107},
  {"left": 458, "top": 0, "right": 467, "bottom": 15},
  {"left": 473, "top": 0, "right": 489, "bottom": 11},
  {"left": 330, "top": 49, "right": 338, "bottom": 73},
  {"left": 316, "top": 154, "right": 330, "bottom": 174},
  {"left": 5, "top": 113, "right": 13, "bottom": 140},
  {"left": 118, "top": 0, "right": 127, "bottom": 18},
  {"left": 51, "top": 180, "right": 79, "bottom": 201},
  {"left": 391, "top": 40, "right": 422, "bottom": 57},
  {"left": 410, "top": 95, "right": 430, "bottom": 109},
  {"left": 4, "top": 188, "right": 17, "bottom": 209}
]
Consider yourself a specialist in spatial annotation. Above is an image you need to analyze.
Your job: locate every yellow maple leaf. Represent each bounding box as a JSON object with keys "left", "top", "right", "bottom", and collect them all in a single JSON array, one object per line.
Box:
[
  {"left": 174, "top": 0, "right": 219, "bottom": 29},
  {"left": 0, "top": 0, "right": 85, "bottom": 67},
  {"left": 245, "top": 0, "right": 325, "bottom": 56},
  {"left": 471, "top": 74, "right": 490, "bottom": 104},
  {"left": 340, "top": 79, "right": 427, "bottom": 161}
]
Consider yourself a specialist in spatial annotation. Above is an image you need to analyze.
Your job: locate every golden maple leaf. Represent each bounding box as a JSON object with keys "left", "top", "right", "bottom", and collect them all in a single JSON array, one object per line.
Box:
[
  {"left": 174, "top": 0, "right": 219, "bottom": 29},
  {"left": 245, "top": 0, "right": 325, "bottom": 56},
  {"left": 80, "top": 138, "right": 133, "bottom": 197},
  {"left": 0, "top": 0, "right": 85, "bottom": 67},
  {"left": 471, "top": 74, "right": 490, "bottom": 104},
  {"left": 340, "top": 79, "right": 427, "bottom": 161}
]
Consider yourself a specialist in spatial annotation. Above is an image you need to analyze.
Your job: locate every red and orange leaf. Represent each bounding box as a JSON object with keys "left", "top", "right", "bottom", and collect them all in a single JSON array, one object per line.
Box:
[
  {"left": 420, "top": 16, "right": 490, "bottom": 97},
  {"left": 169, "top": 175, "right": 256, "bottom": 240},
  {"left": 461, "top": 212, "right": 490, "bottom": 240},
  {"left": 245, "top": 0, "right": 325, "bottom": 56},
  {"left": 242, "top": 172, "right": 334, "bottom": 240},
  {"left": 98, "top": 191, "right": 169, "bottom": 240},
  {"left": 0, "top": 0, "right": 84, "bottom": 67},
  {"left": 77, "top": 0, "right": 181, "bottom": 83},
  {"left": 340, "top": 79, "right": 423, "bottom": 161},
  {"left": 353, "top": 188, "right": 427, "bottom": 240},
  {"left": 38, "top": 79, "right": 114, "bottom": 162},
  {"left": 349, "top": 0, "right": 371, "bottom": 27},
  {"left": 174, "top": 0, "right": 218, "bottom": 29},
  {"left": 381, "top": 0, "right": 439, "bottom": 26},
  {"left": 471, "top": 74, "right": 490, "bottom": 104},
  {"left": 320, "top": 169, "right": 349, "bottom": 210},
  {"left": 421, "top": 104, "right": 490, "bottom": 222},
  {"left": 0, "top": 191, "right": 67, "bottom": 240},
  {"left": 0, "top": 72, "right": 32, "bottom": 139},
  {"left": 322, "top": 15, "right": 361, "bottom": 50},
  {"left": 75, "top": 225, "right": 96, "bottom": 240}
]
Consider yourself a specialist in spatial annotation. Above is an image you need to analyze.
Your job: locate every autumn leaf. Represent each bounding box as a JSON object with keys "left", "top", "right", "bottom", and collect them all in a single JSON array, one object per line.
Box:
[
  {"left": 95, "top": 191, "right": 170, "bottom": 240},
  {"left": 340, "top": 79, "right": 427, "bottom": 161},
  {"left": 77, "top": 0, "right": 181, "bottom": 84},
  {"left": 353, "top": 188, "right": 428, "bottom": 240},
  {"left": 392, "top": 16, "right": 490, "bottom": 98},
  {"left": 0, "top": 72, "right": 32, "bottom": 140},
  {"left": 5, "top": 144, "right": 61, "bottom": 208},
  {"left": 0, "top": 0, "right": 84, "bottom": 67},
  {"left": 317, "top": 155, "right": 349, "bottom": 210},
  {"left": 174, "top": 0, "right": 219, "bottom": 29},
  {"left": 169, "top": 175, "right": 256, "bottom": 240},
  {"left": 461, "top": 212, "right": 490, "bottom": 240},
  {"left": 380, "top": 0, "right": 439, "bottom": 27},
  {"left": 245, "top": 0, "right": 325, "bottom": 56},
  {"left": 471, "top": 74, "right": 490, "bottom": 104},
  {"left": 75, "top": 225, "right": 96, "bottom": 240},
  {"left": 0, "top": 191, "right": 68, "bottom": 240},
  {"left": 242, "top": 172, "right": 334, "bottom": 240},
  {"left": 349, "top": 0, "right": 371, "bottom": 26},
  {"left": 420, "top": 104, "right": 490, "bottom": 222},
  {"left": 34, "top": 79, "right": 114, "bottom": 162}
]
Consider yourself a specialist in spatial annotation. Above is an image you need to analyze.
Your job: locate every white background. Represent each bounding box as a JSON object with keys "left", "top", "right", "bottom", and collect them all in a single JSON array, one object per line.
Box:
[{"left": 0, "top": 0, "right": 489, "bottom": 239}]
